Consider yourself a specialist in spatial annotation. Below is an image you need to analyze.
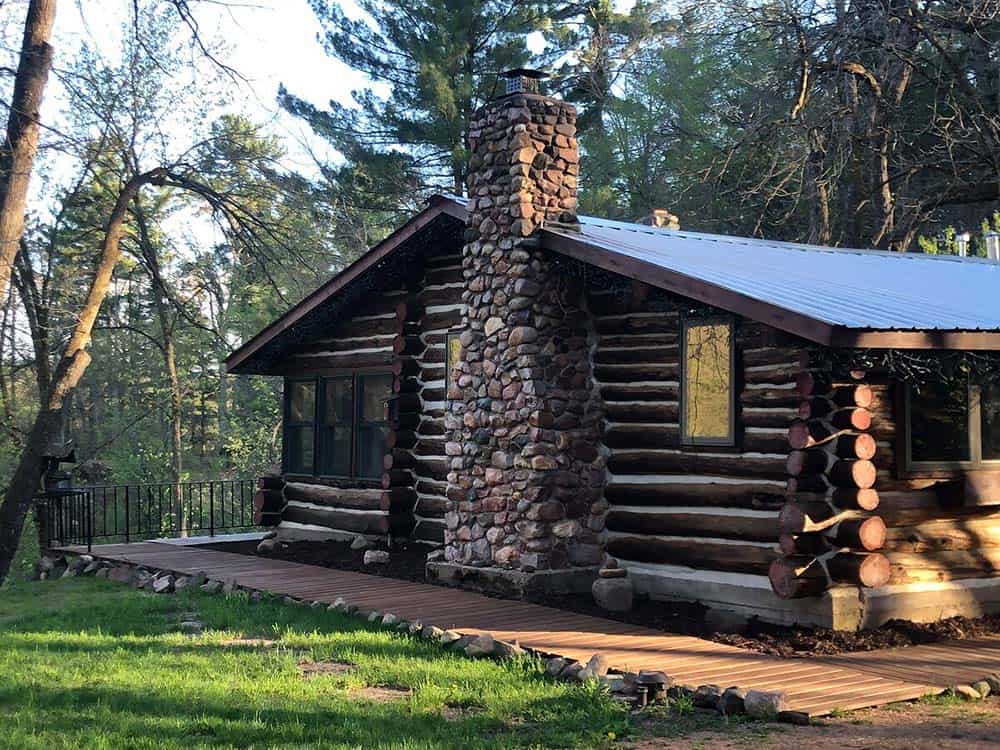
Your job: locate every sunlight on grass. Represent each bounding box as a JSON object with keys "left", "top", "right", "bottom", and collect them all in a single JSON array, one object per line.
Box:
[{"left": 0, "top": 578, "right": 627, "bottom": 749}]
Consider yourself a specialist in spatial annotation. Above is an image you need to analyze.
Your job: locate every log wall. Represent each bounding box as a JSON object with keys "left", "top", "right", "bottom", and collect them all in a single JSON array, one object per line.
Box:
[
  {"left": 591, "top": 283, "right": 797, "bottom": 582},
  {"left": 276, "top": 283, "right": 410, "bottom": 542}
]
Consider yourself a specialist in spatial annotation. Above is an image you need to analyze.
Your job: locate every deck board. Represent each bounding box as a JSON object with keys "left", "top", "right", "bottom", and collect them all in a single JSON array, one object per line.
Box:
[{"left": 58, "top": 541, "right": 1000, "bottom": 718}]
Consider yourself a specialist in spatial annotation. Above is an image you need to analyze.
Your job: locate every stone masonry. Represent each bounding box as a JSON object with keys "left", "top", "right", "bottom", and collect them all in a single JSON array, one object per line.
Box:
[{"left": 432, "top": 89, "right": 608, "bottom": 595}]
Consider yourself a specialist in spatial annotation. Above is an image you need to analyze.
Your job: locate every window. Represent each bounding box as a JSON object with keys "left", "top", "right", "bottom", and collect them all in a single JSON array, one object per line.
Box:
[
  {"left": 284, "top": 373, "right": 392, "bottom": 479},
  {"left": 905, "top": 381, "right": 1000, "bottom": 470},
  {"left": 446, "top": 331, "right": 462, "bottom": 396},
  {"left": 681, "top": 317, "right": 735, "bottom": 446},
  {"left": 285, "top": 380, "right": 316, "bottom": 474}
]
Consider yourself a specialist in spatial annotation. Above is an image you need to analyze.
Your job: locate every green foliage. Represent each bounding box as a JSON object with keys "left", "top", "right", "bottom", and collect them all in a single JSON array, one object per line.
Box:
[{"left": 0, "top": 578, "right": 628, "bottom": 748}]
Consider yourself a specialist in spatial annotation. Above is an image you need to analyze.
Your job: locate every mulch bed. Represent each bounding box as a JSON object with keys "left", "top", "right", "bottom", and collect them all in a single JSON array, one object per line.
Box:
[{"left": 204, "top": 538, "right": 1000, "bottom": 657}]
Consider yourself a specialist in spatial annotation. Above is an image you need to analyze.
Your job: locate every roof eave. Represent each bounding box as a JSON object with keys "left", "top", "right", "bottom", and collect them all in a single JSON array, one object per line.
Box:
[
  {"left": 829, "top": 328, "right": 1000, "bottom": 351},
  {"left": 539, "top": 228, "right": 838, "bottom": 347},
  {"left": 225, "top": 197, "right": 467, "bottom": 374}
]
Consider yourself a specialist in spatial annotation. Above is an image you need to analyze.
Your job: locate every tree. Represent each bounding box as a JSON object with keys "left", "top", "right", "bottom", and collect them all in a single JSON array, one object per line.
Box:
[
  {"left": 284, "top": 0, "right": 553, "bottom": 201},
  {"left": 0, "top": 0, "right": 58, "bottom": 319}
]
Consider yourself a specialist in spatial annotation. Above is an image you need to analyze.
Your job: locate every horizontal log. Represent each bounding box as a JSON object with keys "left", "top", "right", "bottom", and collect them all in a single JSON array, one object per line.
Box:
[
  {"left": 605, "top": 482, "right": 787, "bottom": 509},
  {"left": 607, "top": 535, "right": 777, "bottom": 575},
  {"left": 830, "top": 407, "right": 872, "bottom": 431},
  {"left": 393, "top": 334, "right": 426, "bottom": 357},
  {"left": 742, "top": 410, "right": 798, "bottom": 429},
  {"left": 328, "top": 315, "right": 401, "bottom": 339},
  {"left": 382, "top": 469, "right": 413, "bottom": 489},
  {"left": 828, "top": 459, "right": 877, "bottom": 489},
  {"left": 412, "top": 520, "right": 445, "bottom": 543},
  {"left": 826, "top": 551, "right": 890, "bottom": 588},
  {"left": 596, "top": 332, "right": 678, "bottom": 349},
  {"left": 254, "top": 510, "right": 282, "bottom": 527},
  {"left": 831, "top": 487, "right": 881, "bottom": 511},
  {"left": 778, "top": 499, "right": 838, "bottom": 534},
  {"left": 830, "top": 516, "right": 886, "bottom": 551},
  {"left": 595, "top": 315, "right": 677, "bottom": 335},
  {"left": 253, "top": 490, "right": 285, "bottom": 514},
  {"left": 287, "top": 351, "right": 394, "bottom": 370},
  {"left": 795, "top": 371, "right": 833, "bottom": 397},
  {"left": 606, "top": 509, "right": 779, "bottom": 542},
  {"left": 742, "top": 432, "right": 792, "bottom": 455},
  {"left": 608, "top": 451, "right": 787, "bottom": 480},
  {"left": 605, "top": 402, "right": 679, "bottom": 424},
  {"left": 883, "top": 515, "right": 1000, "bottom": 552},
  {"left": 600, "top": 384, "right": 679, "bottom": 402},
  {"left": 787, "top": 449, "right": 833, "bottom": 477},
  {"left": 778, "top": 533, "right": 829, "bottom": 556},
  {"left": 423, "top": 309, "right": 463, "bottom": 331},
  {"left": 283, "top": 482, "right": 388, "bottom": 511},
  {"left": 594, "top": 346, "right": 678, "bottom": 365},
  {"left": 257, "top": 475, "right": 284, "bottom": 491},
  {"left": 386, "top": 429, "right": 418, "bottom": 449},
  {"left": 831, "top": 384, "right": 875, "bottom": 408},
  {"left": 742, "top": 348, "right": 805, "bottom": 368},
  {"left": 604, "top": 424, "right": 679, "bottom": 449},
  {"left": 740, "top": 388, "right": 802, "bottom": 409},
  {"left": 769, "top": 555, "right": 828, "bottom": 599},
  {"left": 595, "top": 363, "right": 680, "bottom": 382},
  {"left": 786, "top": 474, "right": 829, "bottom": 494},
  {"left": 787, "top": 419, "right": 844, "bottom": 450},
  {"left": 392, "top": 358, "right": 421, "bottom": 377},
  {"left": 394, "top": 299, "right": 425, "bottom": 323},
  {"left": 886, "top": 550, "right": 1000, "bottom": 583},
  {"left": 282, "top": 504, "right": 389, "bottom": 535},
  {"left": 831, "top": 433, "right": 877, "bottom": 460}
]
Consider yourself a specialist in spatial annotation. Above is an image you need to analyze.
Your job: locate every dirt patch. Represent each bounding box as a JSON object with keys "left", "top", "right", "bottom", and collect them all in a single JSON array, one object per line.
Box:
[
  {"left": 351, "top": 684, "right": 411, "bottom": 702},
  {"left": 441, "top": 703, "right": 485, "bottom": 722},
  {"left": 203, "top": 538, "right": 1000, "bottom": 657},
  {"left": 297, "top": 659, "right": 354, "bottom": 678},
  {"left": 628, "top": 695, "right": 1000, "bottom": 749}
]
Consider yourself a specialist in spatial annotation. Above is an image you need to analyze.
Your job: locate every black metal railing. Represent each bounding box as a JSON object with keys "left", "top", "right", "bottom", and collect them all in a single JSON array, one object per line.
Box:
[{"left": 36, "top": 479, "right": 258, "bottom": 551}]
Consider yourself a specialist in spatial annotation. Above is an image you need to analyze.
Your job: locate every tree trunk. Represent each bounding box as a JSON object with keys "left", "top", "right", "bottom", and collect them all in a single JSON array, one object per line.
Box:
[
  {"left": 0, "top": 0, "right": 58, "bottom": 308},
  {"left": 133, "top": 197, "right": 185, "bottom": 536},
  {"left": 0, "top": 167, "right": 167, "bottom": 586}
]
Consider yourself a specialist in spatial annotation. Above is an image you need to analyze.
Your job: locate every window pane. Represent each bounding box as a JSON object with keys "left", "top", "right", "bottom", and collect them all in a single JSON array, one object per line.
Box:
[
  {"left": 323, "top": 378, "right": 353, "bottom": 425},
  {"left": 910, "top": 382, "right": 970, "bottom": 462},
  {"left": 356, "top": 425, "right": 387, "bottom": 479},
  {"left": 361, "top": 375, "right": 392, "bottom": 422},
  {"left": 289, "top": 381, "right": 315, "bottom": 423},
  {"left": 683, "top": 321, "right": 733, "bottom": 442},
  {"left": 287, "top": 425, "right": 314, "bottom": 474},
  {"left": 447, "top": 333, "right": 462, "bottom": 393},
  {"left": 318, "top": 377, "right": 353, "bottom": 475},
  {"left": 356, "top": 374, "right": 391, "bottom": 479},
  {"left": 981, "top": 384, "right": 1000, "bottom": 461}
]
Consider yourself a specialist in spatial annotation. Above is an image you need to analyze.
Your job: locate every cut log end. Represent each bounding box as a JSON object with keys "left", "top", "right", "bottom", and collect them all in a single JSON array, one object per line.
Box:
[{"left": 769, "top": 556, "right": 828, "bottom": 599}]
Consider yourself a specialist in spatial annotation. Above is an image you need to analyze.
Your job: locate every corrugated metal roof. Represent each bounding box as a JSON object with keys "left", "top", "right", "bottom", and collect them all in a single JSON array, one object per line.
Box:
[
  {"left": 442, "top": 193, "right": 1000, "bottom": 331},
  {"left": 551, "top": 217, "right": 1000, "bottom": 332}
]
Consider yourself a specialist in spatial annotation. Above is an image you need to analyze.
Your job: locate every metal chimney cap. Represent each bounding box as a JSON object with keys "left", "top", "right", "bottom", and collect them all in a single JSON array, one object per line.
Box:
[{"left": 499, "top": 68, "right": 549, "bottom": 95}]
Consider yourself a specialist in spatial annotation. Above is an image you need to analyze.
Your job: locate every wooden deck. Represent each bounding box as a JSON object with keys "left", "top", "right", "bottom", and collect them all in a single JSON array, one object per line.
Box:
[{"left": 60, "top": 541, "right": 1000, "bottom": 718}]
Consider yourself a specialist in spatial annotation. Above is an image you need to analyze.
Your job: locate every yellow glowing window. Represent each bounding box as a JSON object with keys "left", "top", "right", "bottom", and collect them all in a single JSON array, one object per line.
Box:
[
  {"left": 446, "top": 332, "right": 463, "bottom": 395},
  {"left": 682, "top": 318, "right": 735, "bottom": 446}
]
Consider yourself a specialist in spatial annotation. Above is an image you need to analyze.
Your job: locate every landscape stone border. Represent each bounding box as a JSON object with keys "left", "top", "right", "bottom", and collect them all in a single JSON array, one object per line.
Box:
[{"left": 37, "top": 553, "right": 997, "bottom": 721}]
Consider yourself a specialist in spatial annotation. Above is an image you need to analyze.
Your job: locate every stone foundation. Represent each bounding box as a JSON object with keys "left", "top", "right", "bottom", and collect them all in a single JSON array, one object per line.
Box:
[{"left": 426, "top": 560, "right": 599, "bottom": 598}]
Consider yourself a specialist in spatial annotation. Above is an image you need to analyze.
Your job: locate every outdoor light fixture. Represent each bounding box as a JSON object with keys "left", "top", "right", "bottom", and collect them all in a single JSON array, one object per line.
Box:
[
  {"left": 985, "top": 230, "right": 1000, "bottom": 262},
  {"left": 955, "top": 231, "right": 971, "bottom": 257}
]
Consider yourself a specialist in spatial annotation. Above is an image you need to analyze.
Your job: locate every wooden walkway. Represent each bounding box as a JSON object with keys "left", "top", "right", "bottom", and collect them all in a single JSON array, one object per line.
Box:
[{"left": 61, "top": 541, "right": 1000, "bottom": 718}]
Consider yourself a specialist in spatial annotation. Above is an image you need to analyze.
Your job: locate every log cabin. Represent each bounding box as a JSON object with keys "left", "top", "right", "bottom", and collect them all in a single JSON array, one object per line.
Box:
[{"left": 226, "top": 69, "right": 1000, "bottom": 630}]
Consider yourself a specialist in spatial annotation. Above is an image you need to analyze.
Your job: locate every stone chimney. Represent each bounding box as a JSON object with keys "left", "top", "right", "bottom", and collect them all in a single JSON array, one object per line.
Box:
[{"left": 434, "top": 70, "right": 606, "bottom": 595}]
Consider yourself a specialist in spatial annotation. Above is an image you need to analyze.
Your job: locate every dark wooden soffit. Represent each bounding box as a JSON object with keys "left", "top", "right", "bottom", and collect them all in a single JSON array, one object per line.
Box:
[{"left": 225, "top": 197, "right": 466, "bottom": 374}]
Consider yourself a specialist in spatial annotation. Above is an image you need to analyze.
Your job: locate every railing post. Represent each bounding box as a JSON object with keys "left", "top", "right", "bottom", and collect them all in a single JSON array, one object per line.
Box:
[
  {"left": 124, "top": 486, "right": 130, "bottom": 544},
  {"left": 209, "top": 482, "right": 215, "bottom": 538},
  {"left": 86, "top": 491, "right": 93, "bottom": 554}
]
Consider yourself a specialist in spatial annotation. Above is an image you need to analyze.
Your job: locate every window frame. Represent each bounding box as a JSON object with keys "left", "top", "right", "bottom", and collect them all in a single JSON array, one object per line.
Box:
[
  {"left": 679, "top": 314, "right": 737, "bottom": 448},
  {"left": 282, "top": 370, "right": 392, "bottom": 481},
  {"left": 901, "top": 382, "right": 1000, "bottom": 476},
  {"left": 283, "top": 377, "right": 318, "bottom": 475}
]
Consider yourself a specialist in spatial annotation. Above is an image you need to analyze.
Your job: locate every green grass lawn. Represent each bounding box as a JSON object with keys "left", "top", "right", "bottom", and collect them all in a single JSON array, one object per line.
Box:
[{"left": 0, "top": 577, "right": 628, "bottom": 749}]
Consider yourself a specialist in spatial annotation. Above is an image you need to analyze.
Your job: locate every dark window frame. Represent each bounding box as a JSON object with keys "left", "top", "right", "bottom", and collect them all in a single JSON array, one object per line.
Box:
[
  {"left": 680, "top": 314, "right": 737, "bottom": 448},
  {"left": 283, "top": 370, "right": 392, "bottom": 480},
  {"left": 283, "top": 377, "right": 317, "bottom": 475},
  {"left": 901, "top": 382, "right": 1000, "bottom": 476}
]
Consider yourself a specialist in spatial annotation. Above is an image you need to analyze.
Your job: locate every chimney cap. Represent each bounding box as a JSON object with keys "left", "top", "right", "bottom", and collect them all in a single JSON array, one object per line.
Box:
[
  {"left": 500, "top": 68, "right": 548, "bottom": 80},
  {"left": 499, "top": 67, "right": 549, "bottom": 96}
]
